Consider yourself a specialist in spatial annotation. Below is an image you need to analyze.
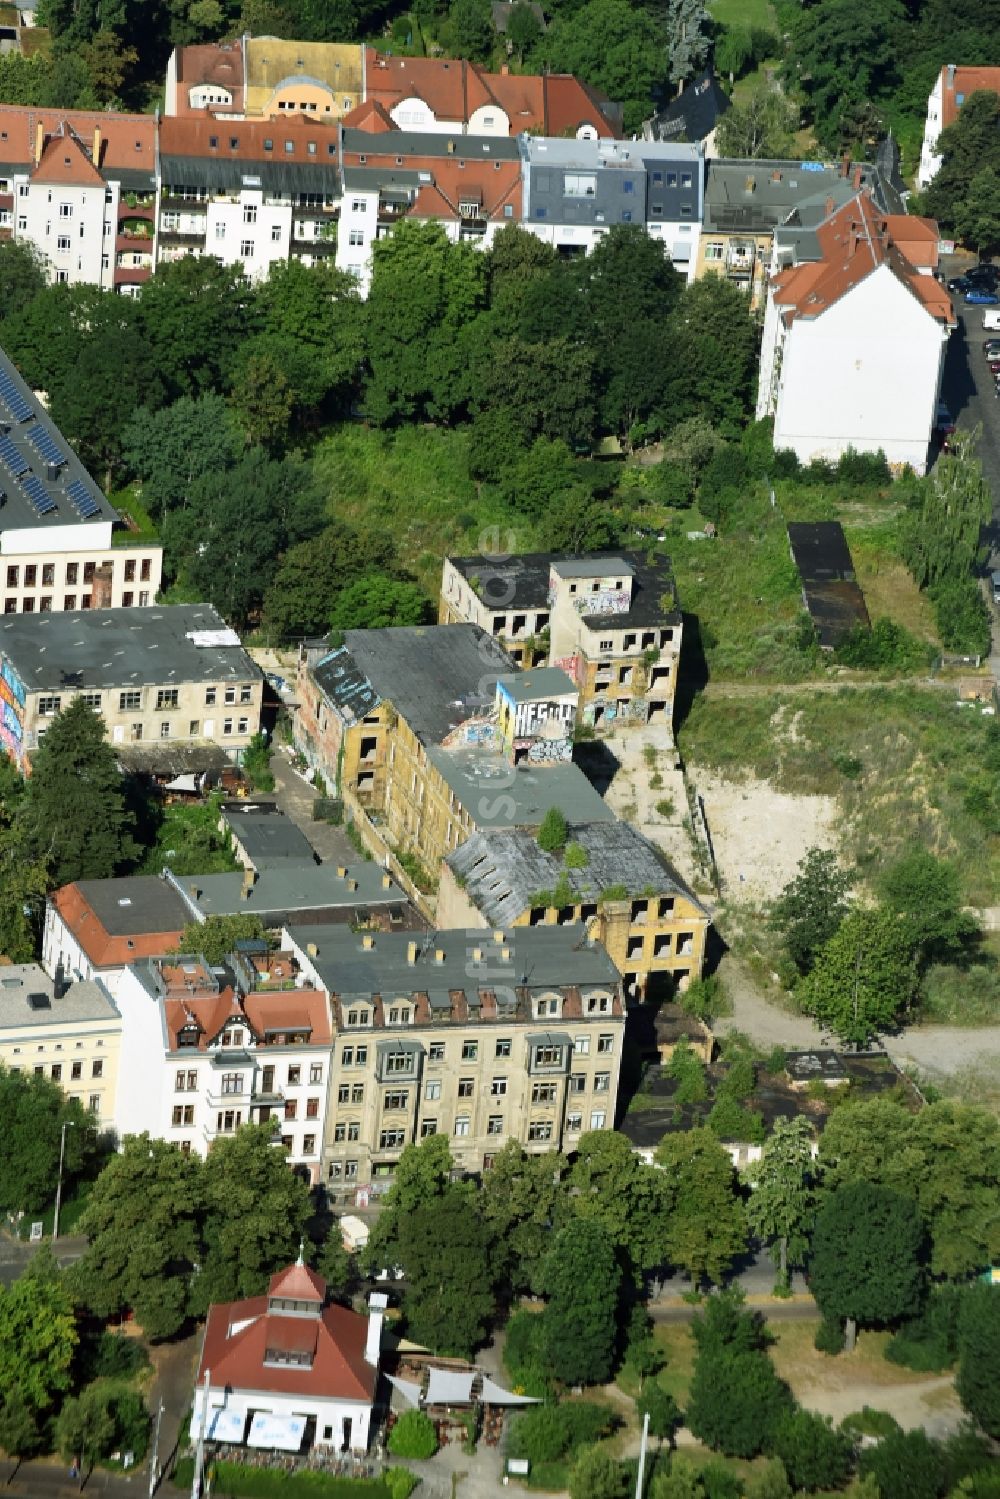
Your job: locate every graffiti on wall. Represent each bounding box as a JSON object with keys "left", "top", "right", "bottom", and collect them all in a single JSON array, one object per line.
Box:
[
  {"left": 553, "top": 653, "right": 582, "bottom": 686},
  {"left": 526, "top": 737, "right": 572, "bottom": 763},
  {"left": 574, "top": 589, "right": 630, "bottom": 617},
  {"left": 1, "top": 660, "right": 25, "bottom": 709}
]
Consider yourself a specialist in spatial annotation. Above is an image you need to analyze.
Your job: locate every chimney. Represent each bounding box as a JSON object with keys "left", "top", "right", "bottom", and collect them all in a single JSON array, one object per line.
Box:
[
  {"left": 346, "top": 878, "right": 357, "bottom": 892},
  {"left": 840, "top": 151, "right": 850, "bottom": 178},
  {"left": 852, "top": 165, "right": 863, "bottom": 191},
  {"left": 362, "top": 933, "right": 375, "bottom": 951},
  {"left": 241, "top": 867, "right": 256, "bottom": 900},
  {"left": 92, "top": 126, "right": 101, "bottom": 166},
  {"left": 365, "top": 1292, "right": 388, "bottom": 1367},
  {"left": 946, "top": 63, "right": 956, "bottom": 88},
  {"left": 381, "top": 873, "right": 392, "bottom": 889},
  {"left": 188, "top": 883, "right": 201, "bottom": 899},
  {"left": 825, "top": 195, "right": 834, "bottom": 216},
  {"left": 406, "top": 940, "right": 418, "bottom": 965},
  {"left": 501, "top": 63, "right": 510, "bottom": 75},
  {"left": 53, "top": 961, "right": 68, "bottom": 1000},
  {"left": 306, "top": 942, "right": 319, "bottom": 958},
  {"left": 337, "top": 865, "right": 347, "bottom": 878},
  {"left": 35, "top": 120, "right": 43, "bottom": 166}
]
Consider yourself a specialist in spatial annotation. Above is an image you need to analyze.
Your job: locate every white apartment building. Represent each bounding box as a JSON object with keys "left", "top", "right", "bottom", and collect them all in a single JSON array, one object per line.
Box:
[
  {"left": 757, "top": 194, "right": 954, "bottom": 475},
  {"left": 0, "top": 964, "right": 122, "bottom": 1130},
  {"left": 113, "top": 950, "right": 332, "bottom": 1180},
  {"left": 918, "top": 64, "right": 1000, "bottom": 188}
]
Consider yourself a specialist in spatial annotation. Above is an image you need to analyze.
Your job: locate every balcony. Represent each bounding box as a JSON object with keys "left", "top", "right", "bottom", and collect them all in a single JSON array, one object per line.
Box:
[
  {"left": 292, "top": 202, "right": 339, "bottom": 219},
  {"left": 114, "top": 266, "right": 152, "bottom": 286},
  {"left": 377, "top": 201, "right": 409, "bottom": 224},
  {"left": 160, "top": 196, "right": 207, "bottom": 213},
  {"left": 116, "top": 232, "right": 153, "bottom": 254},
  {"left": 291, "top": 237, "right": 337, "bottom": 257},
  {"left": 158, "top": 227, "right": 206, "bottom": 246}
]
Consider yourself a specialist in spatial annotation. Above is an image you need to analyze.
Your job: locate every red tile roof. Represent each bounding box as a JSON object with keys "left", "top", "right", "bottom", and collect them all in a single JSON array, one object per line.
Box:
[
  {"left": 159, "top": 114, "right": 337, "bottom": 163},
  {"left": 163, "top": 985, "right": 331, "bottom": 1051},
  {"left": 32, "top": 129, "right": 105, "bottom": 186},
  {"left": 771, "top": 192, "right": 954, "bottom": 328},
  {"left": 341, "top": 99, "right": 395, "bottom": 132},
  {"left": 172, "top": 41, "right": 245, "bottom": 116},
  {"left": 197, "top": 1285, "right": 376, "bottom": 1403},
  {"left": 0, "top": 107, "right": 156, "bottom": 174},
  {"left": 939, "top": 66, "right": 1000, "bottom": 131},
  {"left": 269, "top": 1262, "right": 326, "bottom": 1302},
  {"left": 363, "top": 49, "right": 615, "bottom": 136},
  {"left": 50, "top": 884, "right": 185, "bottom": 970}
]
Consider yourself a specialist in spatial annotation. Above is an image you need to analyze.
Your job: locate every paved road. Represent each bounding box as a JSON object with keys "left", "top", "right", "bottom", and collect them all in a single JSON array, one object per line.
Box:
[
  {"left": 938, "top": 262, "right": 1000, "bottom": 561},
  {"left": 0, "top": 1233, "right": 87, "bottom": 1288},
  {"left": 268, "top": 743, "right": 356, "bottom": 867}
]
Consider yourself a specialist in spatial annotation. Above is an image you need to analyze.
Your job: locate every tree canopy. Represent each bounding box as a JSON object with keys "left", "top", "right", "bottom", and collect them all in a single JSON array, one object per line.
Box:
[{"left": 808, "top": 1182, "right": 926, "bottom": 1346}]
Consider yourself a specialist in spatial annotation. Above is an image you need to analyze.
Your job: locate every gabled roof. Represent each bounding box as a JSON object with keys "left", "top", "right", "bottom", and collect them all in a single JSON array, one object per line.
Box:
[
  {"left": 407, "top": 156, "right": 522, "bottom": 224},
  {"left": 0, "top": 107, "right": 156, "bottom": 181},
  {"left": 198, "top": 1289, "right": 376, "bottom": 1404},
  {"left": 172, "top": 40, "right": 245, "bottom": 114},
  {"left": 939, "top": 65, "right": 1000, "bottom": 131},
  {"left": 644, "top": 70, "right": 729, "bottom": 144},
  {"left": 32, "top": 127, "right": 104, "bottom": 186},
  {"left": 341, "top": 98, "right": 395, "bottom": 132},
  {"left": 770, "top": 192, "right": 953, "bottom": 327}
]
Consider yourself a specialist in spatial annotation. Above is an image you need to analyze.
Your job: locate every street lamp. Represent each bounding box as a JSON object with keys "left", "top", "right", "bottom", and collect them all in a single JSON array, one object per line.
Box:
[{"left": 52, "top": 1119, "right": 75, "bottom": 1242}]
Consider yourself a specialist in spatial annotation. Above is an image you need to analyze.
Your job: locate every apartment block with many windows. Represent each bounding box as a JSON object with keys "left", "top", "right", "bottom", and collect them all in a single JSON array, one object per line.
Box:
[
  {"left": 0, "top": 964, "right": 121, "bottom": 1130},
  {"left": 0, "top": 602, "right": 261, "bottom": 772},
  {"left": 283, "top": 923, "right": 625, "bottom": 1194}
]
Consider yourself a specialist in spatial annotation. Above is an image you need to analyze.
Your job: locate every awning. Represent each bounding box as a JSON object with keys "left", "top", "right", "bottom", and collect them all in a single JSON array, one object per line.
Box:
[
  {"left": 425, "top": 1368, "right": 475, "bottom": 1406},
  {"left": 387, "top": 1375, "right": 422, "bottom": 1409},
  {"left": 481, "top": 1376, "right": 541, "bottom": 1406},
  {"left": 206, "top": 1408, "right": 248, "bottom": 1442},
  {"left": 247, "top": 1413, "right": 307, "bottom": 1451},
  {"left": 164, "top": 773, "right": 201, "bottom": 793}
]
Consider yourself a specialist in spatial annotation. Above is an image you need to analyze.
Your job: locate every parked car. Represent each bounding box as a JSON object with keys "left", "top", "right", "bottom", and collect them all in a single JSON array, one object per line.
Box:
[
  {"left": 988, "top": 360, "right": 1000, "bottom": 376},
  {"left": 968, "top": 264, "right": 1000, "bottom": 284},
  {"left": 984, "top": 310, "right": 1000, "bottom": 331},
  {"left": 983, "top": 340, "right": 1000, "bottom": 356},
  {"left": 948, "top": 276, "right": 973, "bottom": 293},
  {"left": 966, "top": 289, "right": 1000, "bottom": 305},
  {"left": 935, "top": 401, "right": 957, "bottom": 435}
]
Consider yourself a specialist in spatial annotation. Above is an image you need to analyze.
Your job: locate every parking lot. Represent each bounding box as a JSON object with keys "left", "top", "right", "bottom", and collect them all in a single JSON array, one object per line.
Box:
[{"left": 938, "top": 257, "right": 1000, "bottom": 567}]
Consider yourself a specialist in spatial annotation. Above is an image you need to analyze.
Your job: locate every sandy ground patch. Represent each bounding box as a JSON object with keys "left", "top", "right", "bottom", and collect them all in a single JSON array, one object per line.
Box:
[{"left": 689, "top": 769, "right": 840, "bottom": 904}]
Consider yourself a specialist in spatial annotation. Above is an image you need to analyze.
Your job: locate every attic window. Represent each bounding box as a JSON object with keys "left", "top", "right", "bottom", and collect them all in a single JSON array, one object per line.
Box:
[
  {"left": 264, "top": 138, "right": 273, "bottom": 151},
  {"left": 64, "top": 156, "right": 71, "bottom": 165},
  {"left": 359, "top": 154, "right": 367, "bottom": 164},
  {"left": 284, "top": 140, "right": 294, "bottom": 153},
  {"left": 230, "top": 136, "right": 240, "bottom": 149},
  {"left": 135, "top": 140, "right": 142, "bottom": 150},
  {"left": 209, "top": 135, "right": 218, "bottom": 148},
  {"left": 307, "top": 142, "right": 317, "bottom": 155},
  {"left": 118, "top": 897, "right": 132, "bottom": 907}
]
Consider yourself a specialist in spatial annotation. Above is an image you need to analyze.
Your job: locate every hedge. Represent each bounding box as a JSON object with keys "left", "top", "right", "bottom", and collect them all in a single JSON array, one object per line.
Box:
[{"left": 171, "top": 1458, "right": 394, "bottom": 1498}]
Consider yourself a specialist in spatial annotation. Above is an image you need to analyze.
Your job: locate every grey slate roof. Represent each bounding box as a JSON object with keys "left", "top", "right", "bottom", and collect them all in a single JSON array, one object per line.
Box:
[
  {"left": 0, "top": 345, "right": 117, "bottom": 536},
  {"left": 170, "top": 861, "right": 407, "bottom": 923},
  {"left": 447, "top": 822, "right": 705, "bottom": 926},
  {"left": 429, "top": 748, "right": 614, "bottom": 830},
  {"left": 703, "top": 158, "right": 901, "bottom": 235},
  {"left": 644, "top": 70, "right": 730, "bottom": 144},
  {"left": 445, "top": 549, "right": 680, "bottom": 627},
  {"left": 498, "top": 666, "right": 577, "bottom": 703},
  {"left": 0, "top": 964, "right": 118, "bottom": 1028},
  {"left": 342, "top": 128, "right": 521, "bottom": 160},
  {"left": 312, "top": 625, "right": 516, "bottom": 744},
  {"left": 219, "top": 805, "right": 317, "bottom": 868},
  {"left": 68, "top": 875, "right": 192, "bottom": 936},
  {"left": 159, "top": 154, "right": 339, "bottom": 195},
  {"left": 285, "top": 921, "right": 620, "bottom": 998},
  {"left": 0, "top": 604, "right": 260, "bottom": 694}
]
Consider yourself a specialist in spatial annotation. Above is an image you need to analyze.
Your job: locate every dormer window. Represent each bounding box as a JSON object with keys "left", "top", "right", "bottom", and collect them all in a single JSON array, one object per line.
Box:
[
  {"left": 388, "top": 1006, "right": 411, "bottom": 1025},
  {"left": 534, "top": 995, "right": 561, "bottom": 1019},
  {"left": 346, "top": 1008, "right": 371, "bottom": 1028},
  {"left": 221, "top": 1026, "right": 244, "bottom": 1046},
  {"left": 178, "top": 1026, "right": 200, "bottom": 1048},
  {"left": 586, "top": 993, "right": 611, "bottom": 1015}
]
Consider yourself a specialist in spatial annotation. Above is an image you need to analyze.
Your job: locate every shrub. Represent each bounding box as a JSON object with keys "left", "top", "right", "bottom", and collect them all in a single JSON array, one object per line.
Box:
[
  {"left": 385, "top": 1473, "right": 420, "bottom": 1499},
  {"left": 503, "top": 1308, "right": 552, "bottom": 1397},
  {"left": 507, "top": 1402, "right": 616, "bottom": 1465},
  {"left": 814, "top": 1317, "right": 845, "bottom": 1356},
  {"left": 538, "top": 807, "right": 568, "bottom": 853},
  {"left": 686, "top": 1348, "right": 793, "bottom": 1458},
  {"left": 837, "top": 447, "right": 890, "bottom": 486},
  {"left": 858, "top": 1427, "right": 944, "bottom": 1499},
  {"left": 840, "top": 1407, "right": 901, "bottom": 1440},
  {"left": 638, "top": 1382, "right": 682, "bottom": 1441},
  {"left": 564, "top": 842, "right": 589, "bottom": 869},
  {"left": 85, "top": 1331, "right": 150, "bottom": 1383},
  {"left": 773, "top": 1409, "right": 853, "bottom": 1491},
  {"left": 707, "top": 1096, "right": 765, "bottom": 1144},
  {"left": 835, "top": 618, "right": 930, "bottom": 672},
  {"left": 930, "top": 576, "right": 992, "bottom": 657},
  {"left": 387, "top": 1411, "right": 437, "bottom": 1461},
  {"left": 568, "top": 1446, "right": 629, "bottom": 1499},
  {"left": 667, "top": 1040, "right": 708, "bottom": 1104}
]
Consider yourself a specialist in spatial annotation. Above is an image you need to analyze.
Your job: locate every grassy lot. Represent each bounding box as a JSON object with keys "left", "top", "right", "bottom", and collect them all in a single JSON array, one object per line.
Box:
[
  {"left": 709, "top": 0, "right": 776, "bottom": 31},
  {"left": 311, "top": 424, "right": 541, "bottom": 597},
  {"left": 678, "top": 686, "right": 1000, "bottom": 904}
]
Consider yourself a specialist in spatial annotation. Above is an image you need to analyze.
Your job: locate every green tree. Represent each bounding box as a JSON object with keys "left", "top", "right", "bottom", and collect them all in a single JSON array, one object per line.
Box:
[
  {"left": 315, "top": 1226, "right": 356, "bottom": 1302},
  {"left": 537, "top": 807, "right": 568, "bottom": 853},
  {"left": 507, "top": 1, "right": 542, "bottom": 61},
  {"left": 328, "top": 575, "right": 431, "bottom": 631},
  {"left": 858, "top": 1427, "right": 944, "bottom": 1499},
  {"left": 743, "top": 1460, "right": 793, "bottom": 1499},
  {"left": 539, "top": 489, "right": 621, "bottom": 553},
  {"left": 69, "top": 1135, "right": 204, "bottom": 1341},
  {"left": 797, "top": 906, "right": 917, "bottom": 1045},
  {"left": 773, "top": 1410, "right": 853, "bottom": 1492},
  {"left": 479, "top": 1141, "right": 568, "bottom": 1294},
  {"left": 138, "top": 255, "right": 251, "bottom": 401},
  {"left": 0, "top": 1267, "right": 78, "bottom": 1415},
  {"left": 900, "top": 431, "right": 991, "bottom": 592},
  {"left": 952, "top": 167, "right": 1000, "bottom": 254},
  {"left": 387, "top": 1409, "right": 438, "bottom": 1459},
  {"left": 22, "top": 698, "right": 135, "bottom": 886},
  {"left": 638, "top": 1382, "right": 682, "bottom": 1443},
  {"left": 0, "top": 241, "right": 46, "bottom": 322},
  {"left": 541, "top": 1219, "right": 622, "bottom": 1386},
  {"left": 569, "top": 1131, "right": 673, "bottom": 1275},
  {"left": 0, "top": 819, "right": 48, "bottom": 962},
  {"left": 877, "top": 850, "right": 978, "bottom": 968},
  {"left": 687, "top": 1298, "right": 793, "bottom": 1459},
  {"left": 176, "top": 914, "right": 265, "bottom": 966},
  {"left": 926, "top": 91, "right": 1000, "bottom": 234},
  {"left": 663, "top": 0, "right": 711, "bottom": 85},
  {"left": 227, "top": 349, "right": 294, "bottom": 451},
  {"left": 809, "top": 1182, "right": 926, "bottom": 1350},
  {"left": 542, "top": 0, "right": 665, "bottom": 135},
  {"left": 818, "top": 1099, "right": 1000, "bottom": 1279},
  {"left": 788, "top": 0, "right": 904, "bottom": 151},
  {"left": 663, "top": 277, "right": 759, "bottom": 431},
  {"left": 195, "top": 1123, "right": 312, "bottom": 1310},
  {"left": 394, "top": 1191, "right": 496, "bottom": 1358},
  {"left": 569, "top": 1446, "right": 629, "bottom": 1499},
  {"left": 447, "top": 0, "right": 493, "bottom": 58},
  {"left": 773, "top": 851, "right": 851, "bottom": 977},
  {"left": 81, "top": 28, "right": 137, "bottom": 102},
  {"left": 471, "top": 333, "right": 597, "bottom": 449},
  {"left": 262, "top": 523, "right": 396, "bottom": 641},
  {"left": 743, "top": 1117, "right": 817, "bottom": 1283},
  {"left": 122, "top": 394, "right": 240, "bottom": 518},
  {"left": 55, "top": 1384, "right": 116, "bottom": 1468},
  {"left": 956, "top": 1283, "right": 1000, "bottom": 1438},
  {"left": 0, "top": 1392, "right": 45, "bottom": 1466},
  {"left": 0, "top": 1068, "right": 98, "bottom": 1215},
  {"left": 655, "top": 1128, "right": 748, "bottom": 1287}
]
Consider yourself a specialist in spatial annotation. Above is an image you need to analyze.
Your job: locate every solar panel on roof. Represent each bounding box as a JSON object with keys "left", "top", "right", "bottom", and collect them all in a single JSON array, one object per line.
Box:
[
  {"left": 26, "top": 425, "right": 65, "bottom": 466},
  {"left": 0, "top": 369, "right": 33, "bottom": 423},
  {"left": 21, "top": 473, "right": 56, "bottom": 515},
  {"left": 0, "top": 434, "right": 28, "bottom": 477},
  {"left": 66, "top": 479, "right": 101, "bottom": 519}
]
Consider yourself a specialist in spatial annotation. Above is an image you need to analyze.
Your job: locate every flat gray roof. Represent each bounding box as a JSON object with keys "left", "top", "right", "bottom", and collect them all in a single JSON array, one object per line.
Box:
[
  {"left": 497, "top": 666, "right": 576, "bottom": 703},
  {"left": 173, "top": 861, "right": 407, "bottom": 921},
  {"left": 0, "top": 345, "right": 117, "bottom": 536},
  {"left": 447, "top": 822, "right": 705, "bottom": 926},
  {"left": 343, "top": 127, "right": 521, "bottom": 159},
  {"left": 285, "top": 921, "right": 620, "bottom": 997},
  {"left": 0, "top": 964, "right": 118, "bottom": 1027},
  {"left": 314, "top": 625, "right": 515, "bottom": 744},
  {"left": 67, "top": 874, "right": 192, "bottom": 936},
  {"left": 219, "top": 806, "right": 317, "bottom": 868},
  {"left": 524, "top": 137, "right": 699, "bottom": 169},
  {"left": 554, "top": 557, "right": 634, "bottom": 578},
  {"left": 0, "top": 604, "right": 260, "bottom": 693},
  {"left": 428, "top": 745, "right": 614, "bottom": 829}
]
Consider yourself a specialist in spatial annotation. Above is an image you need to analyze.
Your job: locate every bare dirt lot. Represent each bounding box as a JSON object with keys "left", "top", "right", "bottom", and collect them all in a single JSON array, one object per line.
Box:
[{"left": 691, "top": 769, "right": 840, "bottom": 904}]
